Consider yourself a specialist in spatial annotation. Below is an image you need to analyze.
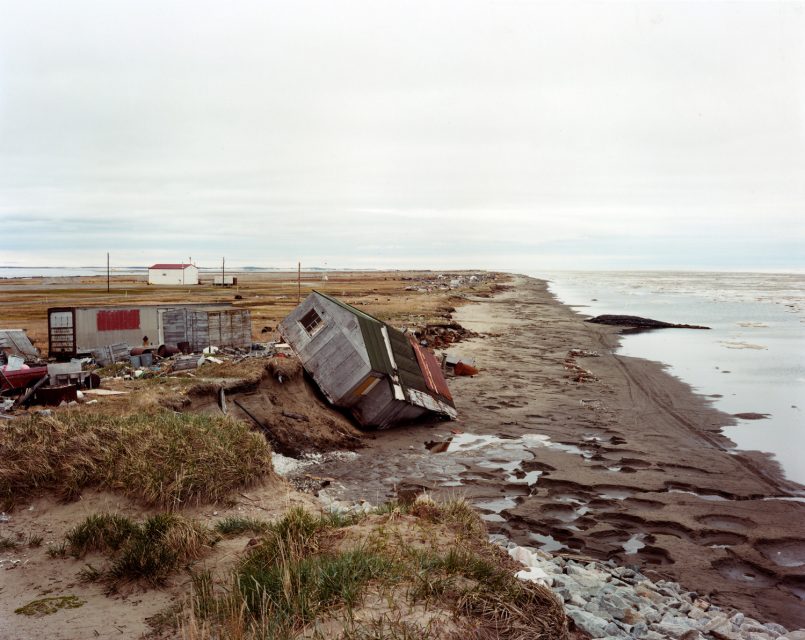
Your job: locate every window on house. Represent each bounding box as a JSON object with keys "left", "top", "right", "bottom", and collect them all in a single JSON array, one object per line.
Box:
[{"left": 300, "top": 308, "right": 324, "bottom": 336}]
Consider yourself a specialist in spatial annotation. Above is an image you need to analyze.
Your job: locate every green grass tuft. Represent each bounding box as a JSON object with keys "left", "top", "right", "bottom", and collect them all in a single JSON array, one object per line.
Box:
[
  {"left": 66, "top": 513, "right": 138, "bottom": 556},
  {"left": 26, "top": 533, "right": 44, "bottom": 547},
  {"left": 0, "top": 536, "right": 19, "bottom": 551},
  {"left": 214, "top": 516, "right": 269, "bottom": 536},
  {"left": 64, "top": 512, "right": 219, "bottom": 586}
]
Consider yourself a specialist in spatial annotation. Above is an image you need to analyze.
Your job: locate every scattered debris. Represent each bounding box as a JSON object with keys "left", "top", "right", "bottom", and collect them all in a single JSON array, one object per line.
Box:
[
  {"left": 82, "top": 389, "right": 128, "bottom": 396},
  {"left": 568, "top": 349, "right": 600, "bottom": 358},
  {"left": 415, "top": 321, "right": 478, "bottom": 349},
  {"left": 453, "top": 361, "right": 479, "bottom": 377},
  {"left": 564, "top": 350, "right": 599, "bottom": 383},
  {"left": 172, "top": 355, "right": 203, "bottom": 371}
]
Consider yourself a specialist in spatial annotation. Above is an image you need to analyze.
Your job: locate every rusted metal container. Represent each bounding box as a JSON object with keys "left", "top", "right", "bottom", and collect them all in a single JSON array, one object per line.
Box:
[{"left": 36, "top": 384, "right": 78, "bottom": 406}]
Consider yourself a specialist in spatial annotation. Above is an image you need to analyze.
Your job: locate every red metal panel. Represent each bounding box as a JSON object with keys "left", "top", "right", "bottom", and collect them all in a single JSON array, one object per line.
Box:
[
  {"left": 408, "top": 337, "right": 454, "bottom": 402},
  {"left": 97, "top": 309, "right": 141, "bottom": 331}
]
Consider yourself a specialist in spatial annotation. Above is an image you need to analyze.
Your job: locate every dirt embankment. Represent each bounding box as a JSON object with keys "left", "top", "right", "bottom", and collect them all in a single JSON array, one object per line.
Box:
[{"left": 178, "top": 357, "right": 364, "bottom": 456}]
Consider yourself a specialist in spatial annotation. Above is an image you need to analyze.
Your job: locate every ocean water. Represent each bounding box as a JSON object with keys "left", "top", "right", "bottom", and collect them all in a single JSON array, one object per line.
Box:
[
  {"left": 536, "top": 271, "right": 805, "bottom": 487},
  {"left": 0, "top": 267, "right": 144, "bottom": 278}
]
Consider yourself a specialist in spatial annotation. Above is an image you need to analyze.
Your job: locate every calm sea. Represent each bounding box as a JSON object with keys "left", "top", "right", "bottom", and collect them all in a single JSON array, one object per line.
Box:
[
  {"left": 0, "top": 267, "right": 144, "bottom": 278},
  {"left": 535, "top": 271, "right": 805, "bottom": 487}
]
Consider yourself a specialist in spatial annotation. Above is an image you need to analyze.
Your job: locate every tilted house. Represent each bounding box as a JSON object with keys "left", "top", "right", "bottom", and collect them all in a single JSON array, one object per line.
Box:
[{"left": 279, "top": 291, "right": 457, "bottom": 429}]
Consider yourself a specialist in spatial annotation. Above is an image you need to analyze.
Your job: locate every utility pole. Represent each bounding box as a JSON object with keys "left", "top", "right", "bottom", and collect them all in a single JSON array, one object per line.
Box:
[
  {"left": 107, "top": 252, "right": 110, "bottom": 293},
  {"left": 297, "top": 261, "right": 301, "bottom": 303},
  {"left": 222, "top": 256, "right": 225, "bottom": 286}
]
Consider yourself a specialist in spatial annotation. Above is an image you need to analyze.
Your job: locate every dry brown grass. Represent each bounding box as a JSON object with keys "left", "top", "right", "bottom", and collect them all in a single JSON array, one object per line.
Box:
[
  {"left": 0, "top": 270, "right": 509, "bottom": 357},
  {"left": 0, "top": 409, "right": 274, "bottom": 510}
]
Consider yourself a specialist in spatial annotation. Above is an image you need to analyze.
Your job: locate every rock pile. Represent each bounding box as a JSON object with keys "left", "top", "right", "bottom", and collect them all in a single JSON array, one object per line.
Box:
[{"left": 504, "top": 543, "right": 803, "bottom": 640}]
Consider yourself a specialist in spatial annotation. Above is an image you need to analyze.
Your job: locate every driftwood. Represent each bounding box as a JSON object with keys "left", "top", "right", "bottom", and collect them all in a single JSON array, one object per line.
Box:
[{"left": 586, "top": 315, "right": 710, "bottom": 330}]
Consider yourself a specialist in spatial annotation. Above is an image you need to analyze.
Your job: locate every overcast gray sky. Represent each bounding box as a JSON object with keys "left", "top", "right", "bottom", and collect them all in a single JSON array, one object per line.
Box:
[{"left": 1, "top": 1, "right": 803, "bottom": 271}]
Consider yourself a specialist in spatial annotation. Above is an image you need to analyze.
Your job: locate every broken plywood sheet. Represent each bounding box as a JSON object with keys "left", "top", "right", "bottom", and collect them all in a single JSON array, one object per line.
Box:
[{"left": 0, "top": 330, "right": 38, "bottom": 359}]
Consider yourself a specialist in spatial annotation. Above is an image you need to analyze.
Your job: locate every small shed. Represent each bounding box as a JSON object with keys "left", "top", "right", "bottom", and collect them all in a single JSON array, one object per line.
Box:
[
  {"left": 148, "top": 263, "right": 199, "bottom": 285},
  {"left": 279, "top": 291, "right": 456, "bottom": 429}
]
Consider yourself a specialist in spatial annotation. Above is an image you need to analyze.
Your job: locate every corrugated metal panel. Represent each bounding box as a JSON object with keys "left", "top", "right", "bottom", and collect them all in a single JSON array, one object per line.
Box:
[
  {"left": 356, "top": 315, "right": 394, "bottom": 376},
  {"left": 387, "top": 327, "right": 428, "bottom": 394},
  {"left": 409, "top": 338, "right": 454, "bottom": 404},
  {"left": 97, "top": 309, "right": 140, "bottom": 331}
]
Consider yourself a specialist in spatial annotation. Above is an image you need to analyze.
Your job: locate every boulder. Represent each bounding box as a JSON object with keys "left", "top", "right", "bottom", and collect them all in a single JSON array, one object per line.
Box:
[{"left": 567, "top": 606, "right": 611, "bottom": 638}]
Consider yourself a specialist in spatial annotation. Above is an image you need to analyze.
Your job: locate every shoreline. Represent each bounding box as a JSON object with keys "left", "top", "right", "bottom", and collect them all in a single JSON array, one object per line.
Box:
[{"left": 314, "top": 274, "right": 805, "bottom": 628}]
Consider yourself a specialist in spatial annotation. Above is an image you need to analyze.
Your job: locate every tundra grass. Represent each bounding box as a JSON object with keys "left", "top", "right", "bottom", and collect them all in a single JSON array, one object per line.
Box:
[
  {"left": 0, "top": 536, "right": 19, "bottom": 551},
  {"left": 64, "top": 512, "right": 219, "bottom": 586},
  {"left": 0, "top": 410, "right": 273, "bottom": 510},
  {"left": 179, "top": 499, "right": 567, "bottom": 640},
  {"left": 214, "top": 516, "right": 269, "bottom": 537}
]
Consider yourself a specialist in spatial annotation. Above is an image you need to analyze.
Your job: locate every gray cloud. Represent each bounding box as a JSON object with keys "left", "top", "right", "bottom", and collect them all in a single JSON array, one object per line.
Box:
[{"left": 1, "top": 1, "right": 803, "bottom": 270}]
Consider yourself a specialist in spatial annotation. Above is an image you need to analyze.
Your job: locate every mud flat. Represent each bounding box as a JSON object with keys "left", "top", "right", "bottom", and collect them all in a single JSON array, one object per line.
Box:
[{"left": 313, "top": 275, "right": 805, "bottom": 629}]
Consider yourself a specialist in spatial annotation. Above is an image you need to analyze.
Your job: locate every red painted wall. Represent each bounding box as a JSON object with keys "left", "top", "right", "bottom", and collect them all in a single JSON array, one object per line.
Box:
[{"left": 97, "top": 309, "right": 141, "bottom": 331}]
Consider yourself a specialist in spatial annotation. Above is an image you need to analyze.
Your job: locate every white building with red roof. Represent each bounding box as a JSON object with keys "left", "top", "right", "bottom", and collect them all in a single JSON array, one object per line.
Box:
[{"left": 147, "top": 263, "right": 199, "bottom": 285}]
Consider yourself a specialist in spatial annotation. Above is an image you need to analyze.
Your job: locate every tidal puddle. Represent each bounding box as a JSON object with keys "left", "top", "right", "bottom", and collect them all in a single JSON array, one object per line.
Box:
[
  {"left": 598, "top": 488, "right": 633, "bottom": 500},
  {"left": 623, "top": 533, "right": 646, "bottom": 555},
  {"left": 475, "top": 496, "right": 518, "bottom": 513},
  {"left": 528, "top": 532, "right": 567, "bottom": 553},
  {"left": 667, "top": 489, "right": 729, "bottom": 501}
]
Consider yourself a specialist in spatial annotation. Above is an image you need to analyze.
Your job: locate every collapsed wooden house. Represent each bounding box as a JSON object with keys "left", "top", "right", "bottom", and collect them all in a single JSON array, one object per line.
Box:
[{"left": 279, "top": 291, "right": 457, "bottom": 429}]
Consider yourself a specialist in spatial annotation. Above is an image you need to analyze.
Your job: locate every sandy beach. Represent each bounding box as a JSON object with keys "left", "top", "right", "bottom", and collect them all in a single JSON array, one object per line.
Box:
[{"left": 313, "top": 275, "right": 805, "bottom": 629}]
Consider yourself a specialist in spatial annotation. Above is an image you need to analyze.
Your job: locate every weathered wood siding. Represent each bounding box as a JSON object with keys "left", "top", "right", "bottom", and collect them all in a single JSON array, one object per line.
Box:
[
  {"left": 353, "top": 380, "right": 427, "bottom": 429},
  {"left": 163, "top": 308, "right": 251, "bottom": 351},
  {"left": 279, "top": 294, "right": 372, "bottom": 405},
  {"left": 208, "top": 309, "right": 252, "bottom": 349}
]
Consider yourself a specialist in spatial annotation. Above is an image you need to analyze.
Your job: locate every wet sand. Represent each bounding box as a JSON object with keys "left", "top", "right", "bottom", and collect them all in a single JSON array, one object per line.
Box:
[{"left": 315, "top": 275, "right": 805, "bottom": 629}]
